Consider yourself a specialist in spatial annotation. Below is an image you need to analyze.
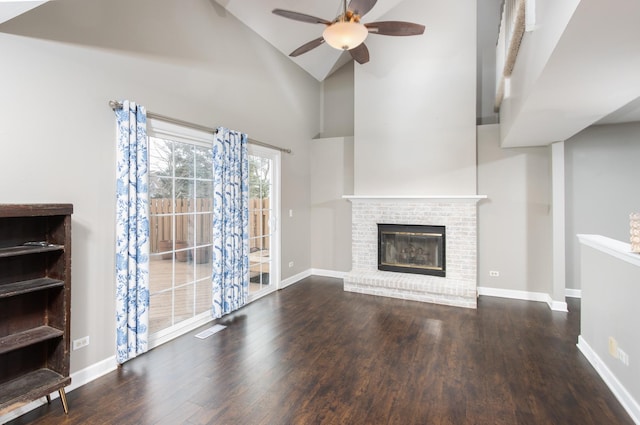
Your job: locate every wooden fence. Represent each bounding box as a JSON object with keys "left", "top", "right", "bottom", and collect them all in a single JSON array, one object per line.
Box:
[
  {"left": 149, "top": 198, "right": 270, "bottom": 253},
  {"left": 249, "top": 198, "right": 270, "bottom": 251}
]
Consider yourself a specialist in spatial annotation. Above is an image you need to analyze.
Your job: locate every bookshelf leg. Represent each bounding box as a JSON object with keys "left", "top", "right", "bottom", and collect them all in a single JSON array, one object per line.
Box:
[
  {"left": 46, "top": 395, "right": 51, "bottom": 404},
  {"left": 58, "top": 388, "right": 69, "bottom": 414}
]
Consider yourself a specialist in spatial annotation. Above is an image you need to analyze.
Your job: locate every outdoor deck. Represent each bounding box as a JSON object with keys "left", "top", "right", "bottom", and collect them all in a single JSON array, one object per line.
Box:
[{"left": 148, "top": 250, "right": 270, "bottom": 334}]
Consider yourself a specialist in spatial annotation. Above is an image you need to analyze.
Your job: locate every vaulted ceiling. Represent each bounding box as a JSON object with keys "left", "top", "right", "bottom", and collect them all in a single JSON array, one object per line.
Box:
[
  {"left": 0, "top": 0, "right": 49, "bottom": 24},
  {"left": 499, "top": 0, "right": 640, "bottom": 146},
  {"left": 214, "top": 0, "right": 410, "bottom": 81},
  {"left": 3, "top": 0, "right": 639, "bottom": 146},
  {"left": 216, "top": 0, "right": 640, "bottom": 145}
]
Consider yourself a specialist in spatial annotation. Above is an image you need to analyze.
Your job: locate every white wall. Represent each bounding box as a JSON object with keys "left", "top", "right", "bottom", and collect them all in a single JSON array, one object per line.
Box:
[
  {"left": 353, "top": 0, "right": 477, "bottom": 196},
  {"left": 0, "top": 0, "right": 320, "bottom": 374},
  {"left": 565, "top": 122, "right": 640, "bottom": 289},
  {"left": 477, "top": 124, "right": 552, "bottom": 294},
  {"left": 310, "top": 137, "right": 353, "bottom": 273}
]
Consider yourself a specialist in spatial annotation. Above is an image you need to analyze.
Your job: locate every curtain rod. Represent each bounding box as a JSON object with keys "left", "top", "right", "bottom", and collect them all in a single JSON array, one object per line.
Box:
[{"left": 108, "top": 100, "right": 292, "bottom": 154}]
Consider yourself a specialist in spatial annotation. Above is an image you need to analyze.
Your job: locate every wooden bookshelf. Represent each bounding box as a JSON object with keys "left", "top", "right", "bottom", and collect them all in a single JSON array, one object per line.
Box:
[{"left": 0, "top": 204, "right": 73, "bottom": 416}]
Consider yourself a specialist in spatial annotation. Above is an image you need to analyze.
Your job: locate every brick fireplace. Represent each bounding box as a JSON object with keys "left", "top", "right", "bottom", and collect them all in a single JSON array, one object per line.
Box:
[{"left": 343, "top": 196, "right": 485, "bottom": 309}]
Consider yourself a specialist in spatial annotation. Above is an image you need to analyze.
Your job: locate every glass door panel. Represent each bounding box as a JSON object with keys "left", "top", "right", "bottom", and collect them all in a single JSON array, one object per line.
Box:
[
  {"left": 248, "top": 147, "right": 279, "bottom": 299},
  {"left": 147, "top": 122, "right": 214, "bottom": 347}
]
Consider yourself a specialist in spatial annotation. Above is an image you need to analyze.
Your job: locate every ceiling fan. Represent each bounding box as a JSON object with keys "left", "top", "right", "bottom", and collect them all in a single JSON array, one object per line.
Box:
[{"left": 272, "top": 0, "right": 425, "bottom": 64}]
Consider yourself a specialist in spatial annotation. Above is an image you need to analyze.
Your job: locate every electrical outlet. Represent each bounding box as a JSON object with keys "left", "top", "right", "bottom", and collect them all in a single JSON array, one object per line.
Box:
[
  {"left": 609, "top": 337, "right": 618, "bottom": 358},
  {"left": 288, "top": 261, "right": 294, "bottom": 268},
  {"left": 618, "top": 348, "right": 629, "bottom": 366},
  {"left": 489, "top": 271, "right": 499, "bottom": 277},
  {"left": 73, "top": 336, "right": 90, "bottom": 351},
  {"left": 289, "top": 209, "right": 293, "bottom": 218}
]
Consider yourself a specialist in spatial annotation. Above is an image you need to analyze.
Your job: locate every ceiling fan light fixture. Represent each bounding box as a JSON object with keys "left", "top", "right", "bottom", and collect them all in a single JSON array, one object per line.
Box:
[{"left": 322, "top": 21, "right": 368, "bottom": 51}]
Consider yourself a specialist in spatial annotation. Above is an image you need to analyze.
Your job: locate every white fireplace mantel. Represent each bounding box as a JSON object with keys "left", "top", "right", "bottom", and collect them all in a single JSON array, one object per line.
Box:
[{"left": 343, "top": 195, "right": 487, "bottom": 203}]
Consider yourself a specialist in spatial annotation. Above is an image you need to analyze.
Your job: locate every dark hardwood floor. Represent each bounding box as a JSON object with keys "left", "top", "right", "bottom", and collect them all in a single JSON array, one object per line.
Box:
[{"left": 7, "top": 276, "right": 634, "bottom": 425}]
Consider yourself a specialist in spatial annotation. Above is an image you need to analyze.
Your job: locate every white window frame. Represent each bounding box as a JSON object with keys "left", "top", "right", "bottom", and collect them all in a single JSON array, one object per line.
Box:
[
  {"left": 247, "top": 144, "right": 281, "bottom": 302},
  {"left": 147, "top": 118, "right": 216, "bottom": 349}
]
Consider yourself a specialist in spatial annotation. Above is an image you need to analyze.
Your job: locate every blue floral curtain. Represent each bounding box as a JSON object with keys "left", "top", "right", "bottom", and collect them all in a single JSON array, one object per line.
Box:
[
  {"left": 212, "top": 127, "right": 249, "bottom": 318},
  {"left": 115, "top": 100, "right": 150, "bottom": 364}
]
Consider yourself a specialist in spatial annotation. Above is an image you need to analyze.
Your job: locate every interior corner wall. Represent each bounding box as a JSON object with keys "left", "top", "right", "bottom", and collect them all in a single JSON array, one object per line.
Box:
[
  {"left": 353, "top": 0, "right": 477, "bottom": 196},
  {"left": 476, "top": 0, "right": 502, "bottom": 125},
  {"left": 565, "top": 122, "right": 640, "bottom": 290},
  {"left": 321, "top": 63, "right": 354, "bottom": 138},
  {"left": 477, "top": 124, "right": 552, "bottom": 294},
  {"left": 0, "top": 0, "right": 320, "bottom": 374},
  {"left": 310, "top": 137, "right": 354, "bottom": 273},
  {"left": 498, "top": 0, "right": 581, "bottom": 144}
]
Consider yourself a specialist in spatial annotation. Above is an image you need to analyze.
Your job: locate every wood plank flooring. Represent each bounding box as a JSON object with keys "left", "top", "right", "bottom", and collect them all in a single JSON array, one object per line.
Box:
[{"left": 7, "top": 276, "right": 634, "bottom": 425}]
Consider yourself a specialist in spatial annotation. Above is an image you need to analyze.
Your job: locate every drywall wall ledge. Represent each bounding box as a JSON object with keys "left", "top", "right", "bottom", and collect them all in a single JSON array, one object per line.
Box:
[{"left": 577, "top": 234, "right": 640, "bottom": 268}]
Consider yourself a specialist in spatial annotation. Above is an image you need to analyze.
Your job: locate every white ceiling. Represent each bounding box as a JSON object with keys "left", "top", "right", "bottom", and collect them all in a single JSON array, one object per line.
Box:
[
  {"left": 0, "top": 0, "right": 49, "bottom": 24},
  {"left": 214, "top": 0, "right": 409, "bottom": 81}
]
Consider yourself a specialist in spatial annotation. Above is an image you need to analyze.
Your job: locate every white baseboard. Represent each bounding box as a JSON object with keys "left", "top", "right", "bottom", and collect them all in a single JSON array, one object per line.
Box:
[
  {"left": 149, "top": 311, "right": 214, "bottom": 349},
  {"left": 547, "top": 296, "right": 569, "bottom": 312},
  {"left": 477, "top": 287, "right": 568, "bottom": 312},
  {"left": 565, "top": 288, "right": 582, "bottom": 298},
  {"left": 280, "top": 269, "right": 346, "bottom": 289},
  {"left": 67, "top": 355, "right": 118, "bottom": 391},
  {"left": 310, "top": 268, "right": 347, "bottom": 279},
  {"left": 280, "top": 269, "right": 312, "bottom": 289},
  {"left": 577, "top": 336, "right": 640, "bottom": 424},
  {"left": 477, "top": 286, "right": 549, "bottom": 302},
  {"left": 0, "top": 355, "right": 118, "bottom": 423}
]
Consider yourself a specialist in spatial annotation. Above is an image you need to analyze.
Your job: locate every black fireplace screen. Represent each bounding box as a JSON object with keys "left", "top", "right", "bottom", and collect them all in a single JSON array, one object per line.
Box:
[{"left": 378, "top": 224, "right": 445, "bottom": 277}]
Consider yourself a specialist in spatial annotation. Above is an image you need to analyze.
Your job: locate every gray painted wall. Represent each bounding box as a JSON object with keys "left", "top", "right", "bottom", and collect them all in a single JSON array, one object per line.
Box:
[
  {"left": 579, "top": 242, "right": 640, "bottom": 410},
  {"left": 565, "top": 122, "right": 640, "bottom": 289},
  {"left": 477, "top": 124, "right": 553, "bottom": 294},
  {"left": 310, "top": 137, "right": 353, "bottom": 272},
  {"left": 321, "top": 63, "right": 354, "bottom": 138},
  {"left": 311, "top": 64, "right": 355, "bottom": 273},
  {"left": 0, "top": 0, "right": 320, "bottom": 373},
  {"left": 476, "top": 0, "right": 502, "bottom": 125},
  {"left": 4, "top": 0, "right": 635, "bottom": 393}
]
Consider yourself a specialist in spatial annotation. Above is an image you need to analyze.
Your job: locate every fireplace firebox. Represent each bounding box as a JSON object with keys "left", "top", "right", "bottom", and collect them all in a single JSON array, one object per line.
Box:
[{"left": 377, "top": 224, "right": 446, "bottom": 277}]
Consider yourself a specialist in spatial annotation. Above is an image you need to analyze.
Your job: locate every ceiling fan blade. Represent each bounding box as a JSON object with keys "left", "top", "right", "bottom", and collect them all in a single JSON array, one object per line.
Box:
[
  {"left": 366, "top": 21, "right": 426, "bottom": 36},
  {"left": 349, "top": 43, "right": 370, "bottom": 64},
  {"left": 289, "top": 37, "right": 326, "bottom": 57},
  {"left": 272, "top": 9, "right": 331, "bottom": 25},
  {"left": 348, "top": 0, "right": 377, "bottom": 17}
]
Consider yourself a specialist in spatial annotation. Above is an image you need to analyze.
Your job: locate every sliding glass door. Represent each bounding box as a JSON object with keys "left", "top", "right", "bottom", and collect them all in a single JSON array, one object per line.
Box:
[
  {"left": 147, "top": 120, "right": 215, "bottom": 347},
  {"left": 248, "top": 145, "right": 280, "bottom": 300},
  {"left": 145, "top": 120, "right": 281, "bottom": 347}
]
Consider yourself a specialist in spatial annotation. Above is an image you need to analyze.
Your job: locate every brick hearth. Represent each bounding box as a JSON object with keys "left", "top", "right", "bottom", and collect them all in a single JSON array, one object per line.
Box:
[{"left": 343, "top": 196, "right": 485, "bottom": 309}]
